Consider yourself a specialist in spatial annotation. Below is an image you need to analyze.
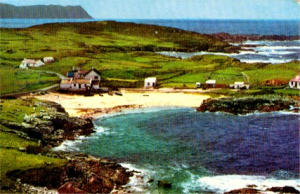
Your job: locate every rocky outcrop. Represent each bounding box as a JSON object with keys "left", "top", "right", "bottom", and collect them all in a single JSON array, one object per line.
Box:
[
  {"left": 266, "top": 186, "right": 300, "bottom": 193},
  {"left": 225, "top": 186, "right": 300, "bottom": 194},
  {"left": 211, "top": 32, "right": 300, "bottom": 42},
  {"left": 225, "top": 188, "right": 260, "bottom": 194},
  {"left": 8, "top": 154, "right": 133, "bottom": 194},
  {"left": 0, "top": 100, "right": 94, "bottom": 147},
  {"left": 197, "top": 97, "right": 297, "bottom": 115}
]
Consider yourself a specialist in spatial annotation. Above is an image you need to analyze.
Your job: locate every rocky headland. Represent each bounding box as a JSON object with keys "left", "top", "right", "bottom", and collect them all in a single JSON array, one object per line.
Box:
[
  {"left": 7, "top": 153, "right": 133, "bottom": 194},
  {"left": 0, "top": 100, "right": 94, "bottom": 147},
  {"left": 197, "top": 97, "right": 298, "bottom": 115},
  {"left": 0, "top": 98, "right": 134, "bottom": 193}
]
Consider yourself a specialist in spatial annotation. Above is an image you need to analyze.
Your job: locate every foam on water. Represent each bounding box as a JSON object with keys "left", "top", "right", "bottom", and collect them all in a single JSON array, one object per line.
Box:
[
  {"left": 198, "top": 175, "right": 300, "bottom": 193},
  {"left": 158, "top": 39, "right": 300, "bottom": 64},
  {"left": 119, "top": 163, "right": 152, "bottom": 193}
]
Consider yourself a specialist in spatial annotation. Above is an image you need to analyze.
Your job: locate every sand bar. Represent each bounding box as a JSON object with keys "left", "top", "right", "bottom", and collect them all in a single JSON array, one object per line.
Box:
[{"left": 34, "top": 89, "right": 211, "bottom": 118}]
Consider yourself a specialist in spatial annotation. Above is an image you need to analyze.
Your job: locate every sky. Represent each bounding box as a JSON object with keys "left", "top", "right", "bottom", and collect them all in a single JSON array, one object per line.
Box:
[{"left": 0, "top": 0, "right": 299, "bottom": 20}]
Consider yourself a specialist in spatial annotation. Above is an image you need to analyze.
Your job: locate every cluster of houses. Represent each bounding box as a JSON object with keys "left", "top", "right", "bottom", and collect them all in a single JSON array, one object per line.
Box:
[
  {"left": 196, "top": 80, "right": 250, "bottom": 89},
  {"left": 60, "top": 68, "right": 101, "bottom": 92},
  {"left": 19, "top": 57, "right": 55, "bottom": 69},
  {"left": 58, "top": 68, "right": 300, "bottom": 93}
]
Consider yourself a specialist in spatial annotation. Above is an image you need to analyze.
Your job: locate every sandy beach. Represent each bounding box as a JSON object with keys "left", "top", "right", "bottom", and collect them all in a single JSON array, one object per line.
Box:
[{"left": 34, "top": 89, "right": 211, "bottom": 118}]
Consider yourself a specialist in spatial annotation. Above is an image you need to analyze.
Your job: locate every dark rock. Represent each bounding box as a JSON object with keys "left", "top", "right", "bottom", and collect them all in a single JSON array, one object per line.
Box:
[
  {"left": 158, "top": 180, "right": 172, "bottom": 189},
  {"left": 211, "top": 32, "right": 300, "bottom": 42},
  {"left": 266, "top": 186, "right": 300, "bottom": 193},
  {"left": 147, "top": 178, "right": 154, "bottom": 183},
  {"left": 8, "top": 156, "right": 133, "bottom": 193},
  {"left": 58, "top": 182, "right": 85, "bottom": 194},
  {"left": 197, "top": 97, "right": 296, "bottom": 115},
  {"left": 225, "top": 188, "right": 260, "bottom": 194}
]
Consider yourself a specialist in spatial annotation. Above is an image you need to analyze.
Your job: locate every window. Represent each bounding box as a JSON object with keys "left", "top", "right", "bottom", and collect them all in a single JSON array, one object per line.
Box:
[{"left": 94, "top": 76, "right": 98, "bottom": 79}]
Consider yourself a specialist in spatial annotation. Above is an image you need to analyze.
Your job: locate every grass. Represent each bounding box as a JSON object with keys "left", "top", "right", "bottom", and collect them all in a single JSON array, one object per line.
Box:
[
  {"left": 0, "top": 99, "right": 67, "bottom": 189},
  {"left": 0, "top": 132, "right": 38, "bottom": 148},
  {"left": 0, "top": 67, "right": 59, "bottom": 95},
  {"left": 0, "top": 148, "right": 66, "bottom": 187},
  {"left": 0, "top": 21, "right": 299, "bottom": 94},
  {"left": 0, "top": 99, "right": 47, "bottom": 123}
]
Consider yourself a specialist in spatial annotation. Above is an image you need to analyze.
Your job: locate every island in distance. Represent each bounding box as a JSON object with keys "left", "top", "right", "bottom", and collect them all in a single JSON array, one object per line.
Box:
[{"left": 0, "top": 3, "right": 92, "bottom": 19}]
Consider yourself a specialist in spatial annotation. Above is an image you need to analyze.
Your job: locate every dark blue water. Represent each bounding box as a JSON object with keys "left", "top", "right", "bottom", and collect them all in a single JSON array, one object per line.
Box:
[
  {"left": 58, "top": 108, "right": 300, "bottom": 193},
  {"left": 1, "top": 19, "right": 299, "bottom": 36},
  {"left": 121, "top": 19, "right": 300, "bottom": 36}
]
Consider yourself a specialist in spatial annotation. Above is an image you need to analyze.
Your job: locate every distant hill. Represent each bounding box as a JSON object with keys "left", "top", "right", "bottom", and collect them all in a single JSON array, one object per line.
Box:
[{"left": 0, "top": 3, "right": 92, "bottom": 19}]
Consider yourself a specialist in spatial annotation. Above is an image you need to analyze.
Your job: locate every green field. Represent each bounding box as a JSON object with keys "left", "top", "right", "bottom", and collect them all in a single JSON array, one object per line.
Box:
[
  {"left": 0, "top": 21, "right": 299, "bottom": 94},
  {"left": 0, "top": 99, "right": 66, "bottom": 190}
]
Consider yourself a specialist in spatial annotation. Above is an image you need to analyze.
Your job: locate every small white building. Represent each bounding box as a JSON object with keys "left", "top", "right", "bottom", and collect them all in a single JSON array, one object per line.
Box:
[
  {"left": 230, "top": 82, "right": 250, "bottom": 89},
  {"left": 144, "top": 77, "right": 157, "bottom": 88},
  {"left": 196, "top": 82, "right": 201, "bottom": 88},
  {"left": 20, "top": 59, "right": 36, "bottom": 69},
  {"left": 43, "top": 57, "right": 55, "bottom": 63},
  {"left": 35, "top": 60, "right": 45, "bottom": 67},
  {"left": 84, "top": 69, "right": 101, "bottom": 81},
  {"left": 289, "top": 75, "right": 300, "bottom": 89},
  {"left": 19, "top": 58, "right": 45, "bottom": 69},
  {"left": 205, "top": 80, "right": 216, "bottom": 88}
]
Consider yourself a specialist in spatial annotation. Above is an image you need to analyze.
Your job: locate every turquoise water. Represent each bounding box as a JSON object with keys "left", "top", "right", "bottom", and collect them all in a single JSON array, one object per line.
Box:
[{"left": 58, "top": 108, "right": 300, "bottom": 193}]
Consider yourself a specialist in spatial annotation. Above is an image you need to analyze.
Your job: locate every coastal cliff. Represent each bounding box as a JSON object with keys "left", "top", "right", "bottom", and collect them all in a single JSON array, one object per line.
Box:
[
  {"left": 0, "top": 3, "right": 92, "bottom": 19},
  {"left": 0, "top": 98, "right": 133, "bottom": 193}
]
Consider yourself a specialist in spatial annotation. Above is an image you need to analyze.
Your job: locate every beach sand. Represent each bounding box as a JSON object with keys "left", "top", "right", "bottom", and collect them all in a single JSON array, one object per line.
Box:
[{"left": 34, "top": 89, "right": 211, "bottom": 118}]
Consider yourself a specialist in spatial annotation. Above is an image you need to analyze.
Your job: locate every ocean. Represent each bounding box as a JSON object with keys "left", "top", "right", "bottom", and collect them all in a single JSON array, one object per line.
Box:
[
  {"left": 0, "top": 19, "right": 299, "bottom": 36},
  {"left": 55, "top": 108, "right": 300, "bottom": 193}
]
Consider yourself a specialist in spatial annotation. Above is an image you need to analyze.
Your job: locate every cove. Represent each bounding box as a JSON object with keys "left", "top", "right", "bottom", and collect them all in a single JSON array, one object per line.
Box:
[{"left": 57, "top": 107, "right": 300, "bottom": 193}]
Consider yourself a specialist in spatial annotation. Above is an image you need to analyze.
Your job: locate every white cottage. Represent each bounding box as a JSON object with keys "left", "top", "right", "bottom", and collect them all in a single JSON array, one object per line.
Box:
[
  {"left": 20, "top": 59, "right": 36, "bottom": 69},
  {"left": 19, "top": 58, "right": 45, "bottom": 69},
  {"left": 43, "top": 57, "right": 55, "bottom": 63},
  {"left": 205, "top": 80, "right": 216, "bottom": 88},
  {"left": 144, "top": 77, "right": 157, "bottom": 88},
  {"left": 289, "top": 75, "right": 300, "bottom": 89}
]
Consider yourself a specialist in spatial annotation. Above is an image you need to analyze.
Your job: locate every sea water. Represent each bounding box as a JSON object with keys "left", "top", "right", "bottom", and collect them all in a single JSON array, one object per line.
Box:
[
  {"left": 57, "top": 108, "right": 300, "bottom": 193},
  {"left": 1, "top": 19, "right": 299, "bottom": 36}
]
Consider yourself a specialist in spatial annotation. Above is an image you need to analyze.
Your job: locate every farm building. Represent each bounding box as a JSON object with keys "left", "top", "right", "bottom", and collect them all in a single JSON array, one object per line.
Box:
[
  {"left": 19, "top": 58, "right": 45, "bottom": 69},
  {"left": 43, "top": 57, "right": 55, "bottom": 63},
  {"left": 230, "top": 82, "right": 250, "bottom": 89},
  {"left": 289, "top": 75, "right": 300, "bottom": 89},
  {"left": 205, "top": 80, "right": 216, "bottom": 88},
  {"left": 60, "top": 68, "right": 101, "bottom": 92},
  {"left": 144, "top": 77, "right": 157, "bottom": 88}
]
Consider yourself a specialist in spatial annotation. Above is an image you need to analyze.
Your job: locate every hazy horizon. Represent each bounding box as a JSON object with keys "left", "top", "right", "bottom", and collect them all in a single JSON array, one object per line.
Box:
[{"left": 0, "top": 0, "right": 299, "bottom": 20}]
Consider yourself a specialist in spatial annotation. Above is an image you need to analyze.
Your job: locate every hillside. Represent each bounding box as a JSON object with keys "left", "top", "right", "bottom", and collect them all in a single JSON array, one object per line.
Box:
[
  {"left": 0, "top": 3, "right": 92, "bottom": 19},
  {"left": 0, "top": 21, "right": 299, "bottom": 95}
]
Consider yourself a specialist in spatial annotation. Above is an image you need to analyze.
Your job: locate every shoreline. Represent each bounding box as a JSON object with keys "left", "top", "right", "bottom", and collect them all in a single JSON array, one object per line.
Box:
[{"left": 34, "top": 89, "right": 211, "bottom": 119}]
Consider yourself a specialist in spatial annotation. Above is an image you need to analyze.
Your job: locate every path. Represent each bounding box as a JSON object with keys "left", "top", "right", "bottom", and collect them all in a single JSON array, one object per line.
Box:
[{"left": 242, "top": 72, "right": 250, "bottom": 83}]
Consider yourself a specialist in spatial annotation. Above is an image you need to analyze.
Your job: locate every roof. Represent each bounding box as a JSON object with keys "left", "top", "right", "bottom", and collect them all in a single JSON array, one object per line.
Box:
[
  {"left": 86, "top": 68, "right": 101, "bottom": 76},
  {"left": 61, "top": 79, "right": 91, "bottom": 84},
  {"left": 234, "top": 82, "right": 245, "bottom": 85},
  {"left": 76, "top": 70, "right": 89, "bottom": 75},
  {"left": 145, "top": 77, "right": 157, "bottom": 82},
  {"left": 290, "top": 75, "right": 300, "bottom": 82},
  {"left": 22, "top": 59, "right": 36, "bottom": 64},
  {"left": 205, "top": 80, "right": 216, "bottom": 84}
]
